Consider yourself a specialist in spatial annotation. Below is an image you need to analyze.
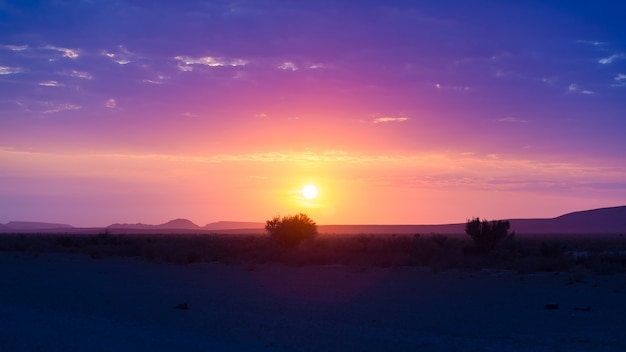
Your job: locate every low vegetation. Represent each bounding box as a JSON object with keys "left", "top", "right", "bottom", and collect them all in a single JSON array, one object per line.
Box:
[
  {"left": 1, "top": 216, "right": 625, "bottom": 275},
  {"left": 1, "top": 231, "right": 625, "bottom": 276}
]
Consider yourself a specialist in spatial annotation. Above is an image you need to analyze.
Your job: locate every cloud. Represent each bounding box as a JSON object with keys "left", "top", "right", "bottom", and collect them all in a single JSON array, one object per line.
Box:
[
  {"left": 576, "top": 40, "right": 606, "bottom": 46},
  {"left": 278, "top": 62, "right": 298, "bottom": 71},
  {"left": 38, "top": 81, "right": 62, "bottom": 87},
  {"left": 44, "top": 45, "right": 79, "bottom": 59},
  {"left": 568, "top": 83, "right": 595, "bottom": 95},
  {"left": 142, "top": 75, "right": 169, "bottom": 84},
  {"left": 434, "top": 83, "right": 471, "bottom": 91},
  {"left": 497, "top": 117, "right": 529, "bottom": 123},
  {"left": 255, "top": 113, "right": 268, "bottom": 118},
  {"left": 70, "top": 70, "right": 92, "bottom": 79},
  {"left": 194, "top": 150, "right": 390, "bottom": 164},
  {"left": 598, "top": 53, "right": 624, "bottom": 64},
  {"left": 1, "top": 44, "right": 28, "bottom": 51},
  {"left": 174, "top": 56, "right": 248, "bottom": 71},
  {"left": 102, "top": 46, "right": 134, "bottom": 65},
  {"left": 372, "top": 117, "right": 409, "bottom": 124},
  {"left": 105, "top": 99, "right": 116, "bottom": 108},
  {"left": 0, "top": 66, "right": 21, "bottom": 75},
  {"left": 181, "top": 112, "right": 200, "bottom": 118},
  {"left": 539, "top": 77, "right": 554, "bottom": 85},
  {"left": 103, "top": 54, "right": 131, "bottom": 65},
  {"left": 177, "top": 63, "right": 193, "bottom": 72},
  {"left": 42, "top": 103, "right": 80, "bottom": 114},
  {"left": 611, "top": 73, "right": 626, "bottom": 87}
]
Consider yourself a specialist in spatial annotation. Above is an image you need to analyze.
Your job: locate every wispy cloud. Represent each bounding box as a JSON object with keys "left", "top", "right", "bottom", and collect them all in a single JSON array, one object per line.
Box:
[
  {"left": 181, "top": 112, "right": 201, "bottom": 118},
  {"left": 497, "top": 116, "right": 529, "bottom": 123},
  {"left": 372, "top": 117, "right": 409, "bottom": 124},
  {"left": 44, "top": 45, "right": 79, "bottom": 59},
  {"left": 1, "top": 44, "right": 28, "bottom": 51},
  {"left": 278, "top": 61, "right": 298, "bottom": 71},
  {"left": 105, "top": 99, "right": 116, "bottom": 108},
  {"left": 38, "top": 81, "right": 62, "bottom": 87},
  {"left": 576, "top": 40, "right": 606, "bottom": 46},
  {"left": 598, "top": 53, "right": 624, "bottom": 64},
  {"left": 174, "top": 55, "right": 248, "bottom": 71},
  {"left": 611, "top": 73, "right": 626, "bottom": 87},
  {"left": 70, "top": 70, "right": 92, "bottom": 79},
  {"left": 142, "top": 75, "right": 169, "bottom": 84},
  {"left": 100, "top": 46, "right": 135, "bottom": 65},
  {"left": 0, "top": 66, "right": 21, "bottom": 75},
  {"left": 192, "top": 150, "right": 395, "bottom": 164},
  {"left": 3, "top": 148, "right": 625, "bottom": 199},
  {"left": 568, "top": 83, "right": 595, "bottom": 95},
  {"left": 434, "top": 83, "right": 471, "bottom": 91},
  {"left": 42, "top": 103, "right": 80, "bottom": 114}
]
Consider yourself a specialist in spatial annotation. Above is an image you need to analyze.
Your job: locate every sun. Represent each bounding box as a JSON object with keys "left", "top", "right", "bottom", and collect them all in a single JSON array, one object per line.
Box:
[{"left": 301, "top": 184, "right": 318, "bottom": 200}]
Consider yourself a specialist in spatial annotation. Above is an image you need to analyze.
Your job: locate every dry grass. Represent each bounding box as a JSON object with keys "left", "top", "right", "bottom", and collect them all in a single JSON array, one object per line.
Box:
[{"left": 1, "top": 232, "right": 625, "bottom": 275}]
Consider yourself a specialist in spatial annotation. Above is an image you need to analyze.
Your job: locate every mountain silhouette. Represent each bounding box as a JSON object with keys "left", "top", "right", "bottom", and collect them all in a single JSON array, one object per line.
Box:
[
  {"left": 3, "top": 221, "right": 74, "bottom": 231},
  {"left": 156, "top": 219, "right": 200, "bottom": 230},
  {"left": 1, "top": 206, "right": 625, "bottom": 234},
  {"left": 509, "top": 206, "right": 626, "bottom": 234},
  {"left": 108, "top": 218, "right": 200, "bottom": 231}
]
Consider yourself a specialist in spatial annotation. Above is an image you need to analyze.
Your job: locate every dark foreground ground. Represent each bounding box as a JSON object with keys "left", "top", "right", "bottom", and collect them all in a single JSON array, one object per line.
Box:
[{"left": 2, "top": 249, "right": 626, "bottom": 351}]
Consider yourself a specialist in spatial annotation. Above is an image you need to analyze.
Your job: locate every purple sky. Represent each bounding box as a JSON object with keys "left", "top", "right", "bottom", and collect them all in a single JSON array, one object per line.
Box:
[{"left": 1, "top": 1, "right": 625, "bottom": 227}]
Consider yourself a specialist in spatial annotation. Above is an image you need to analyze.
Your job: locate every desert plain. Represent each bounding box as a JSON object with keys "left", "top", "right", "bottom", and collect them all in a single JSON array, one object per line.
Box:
[{"left": 2, "top": 230, "right": 626, "bottom": 351}]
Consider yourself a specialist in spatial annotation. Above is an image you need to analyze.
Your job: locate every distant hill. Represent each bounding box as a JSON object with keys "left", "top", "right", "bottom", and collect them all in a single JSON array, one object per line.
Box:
[
  {"left": 108, "top": 219, "right": 201, "bottom": 231},
  {"left": 509, "top": 206, "right": 626, "bottom": 234},
  {"left": 320, "top": 206, "right": 626, "bottom": 235},
  {"left": 106, "top": 220, "right": 265, "bottom": 234},
  {"left": 3, "top": 221, "right": 74, "bottom": 231},
  {"left": 1, "top": 206, "right": 624, "bottom": 234},
  {"left": 156, "top": 219, "right": 200, "bottom": 230}
]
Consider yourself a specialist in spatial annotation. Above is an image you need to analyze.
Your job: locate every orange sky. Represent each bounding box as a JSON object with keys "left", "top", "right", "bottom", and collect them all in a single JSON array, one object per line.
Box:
[{"left": 2, "top": 145, "right": 624, "bottom": 226}]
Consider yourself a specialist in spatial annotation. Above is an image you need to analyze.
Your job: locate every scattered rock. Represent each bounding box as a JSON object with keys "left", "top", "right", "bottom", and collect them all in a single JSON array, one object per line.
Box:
[
  {"left": 544, "top": 303, "right": 559, "bottom": 310},
  {"left": 174, "top": 303, "right": 189, "bottom": 310}
]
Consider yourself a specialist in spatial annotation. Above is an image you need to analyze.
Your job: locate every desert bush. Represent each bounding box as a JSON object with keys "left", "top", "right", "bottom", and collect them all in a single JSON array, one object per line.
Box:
[
  {"left": 265, "top": 213, "right": 317, "bottom": 247},
  {"left": 465, "top": 218, "right": 512, "bottom": 252}
]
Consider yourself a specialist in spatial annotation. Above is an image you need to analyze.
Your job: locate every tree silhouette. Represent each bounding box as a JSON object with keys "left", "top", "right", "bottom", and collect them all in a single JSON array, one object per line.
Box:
[
  {"left": 265, "top": 213, "right": 317, "bottom": 247},
  {"left": 465, "top": 217, "right": 511, "bottom": 252}
]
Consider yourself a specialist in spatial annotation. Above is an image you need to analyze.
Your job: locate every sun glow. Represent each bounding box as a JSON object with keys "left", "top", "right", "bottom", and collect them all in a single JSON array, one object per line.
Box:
[{"left": 301, "top": 184, "right": 318, "bottom": 200}]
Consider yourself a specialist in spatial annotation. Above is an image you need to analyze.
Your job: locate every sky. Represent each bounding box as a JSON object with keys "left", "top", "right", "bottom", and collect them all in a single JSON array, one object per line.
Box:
[{"left": 1, "top": 0, "right": 626, "bottom": 227}]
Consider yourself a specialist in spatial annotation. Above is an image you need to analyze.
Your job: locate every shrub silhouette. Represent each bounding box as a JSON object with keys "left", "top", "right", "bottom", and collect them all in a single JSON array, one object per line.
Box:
[
  {"left": 465, "top": 217, "right": 511, "bottom": 252},
  {"left": 265, "top": 213, "right": 318, "bottom": 247}
]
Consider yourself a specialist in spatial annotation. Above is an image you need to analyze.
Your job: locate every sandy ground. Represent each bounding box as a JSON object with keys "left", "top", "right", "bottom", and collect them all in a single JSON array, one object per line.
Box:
[{"left": 1, "top": 252, "right": 626, "bottom": 351}]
